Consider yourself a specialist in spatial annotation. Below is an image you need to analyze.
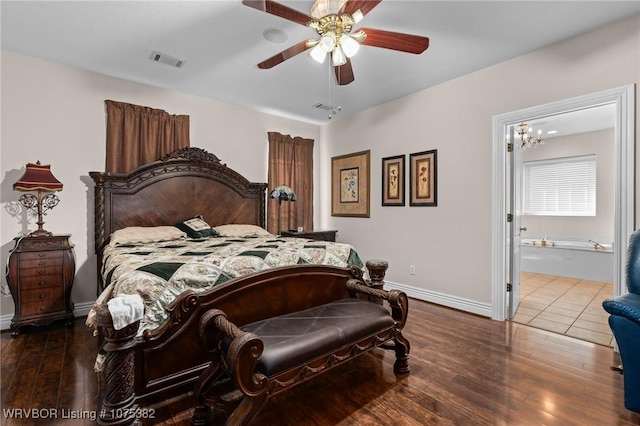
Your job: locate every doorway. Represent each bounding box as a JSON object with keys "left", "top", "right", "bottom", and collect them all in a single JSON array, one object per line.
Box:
[
  {"left": 511, "top": 105, "right": 616, "bottom": 345},
  {"left": 491, "top": 85, "right": 635, "bottom": 329}
]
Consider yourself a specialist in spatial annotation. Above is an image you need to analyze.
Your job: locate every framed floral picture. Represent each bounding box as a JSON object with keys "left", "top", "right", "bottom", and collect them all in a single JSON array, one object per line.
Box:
[
  {"left": 382, "top": 155, "right": 405, "bottom": 206},
  {"left": 331, "top": 150, "right": 370, "bottom": 217},
  {"left": 410, "top": 150, "right": 437, "bottom": 206}
]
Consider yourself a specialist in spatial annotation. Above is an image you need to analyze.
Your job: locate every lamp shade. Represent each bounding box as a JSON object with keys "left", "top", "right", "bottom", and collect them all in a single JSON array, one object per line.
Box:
[
  {"left": 269, "top": 185, "right": 297, "bottom": 201},
  {"left": 14, "top": 162, "right": 63, "bottom": 192},
  {"left": 340, "top": 34, "right": 360, "bottom": 58},
  {"left": 319, "top": 32, "right": 337, "bottom": 53},
  {"left": 310, "top": 43, "right": 328, "bottom": 63},
  {"left": 331, "top": 45, "right": 347, "bottom": 66}
]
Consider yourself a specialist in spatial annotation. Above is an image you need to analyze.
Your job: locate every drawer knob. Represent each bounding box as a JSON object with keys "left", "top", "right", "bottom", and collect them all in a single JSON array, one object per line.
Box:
[
  {"left": 38, "top": 260, "right": 46, "bottom": 266},
  {"left": 39, "top": 280, "right": 45, "bottom": 286},
  {"left": 39, "top": 293, "right": 45, "bottom": 299},
  {"left": 38, "top": 269, "right": 45, "bottom": 275},
  {"left": 39, "top": 306, "right": 45, "bottom": 311},
  {"left": 38, "top": 253, "right": 45, "bottom": 258}
]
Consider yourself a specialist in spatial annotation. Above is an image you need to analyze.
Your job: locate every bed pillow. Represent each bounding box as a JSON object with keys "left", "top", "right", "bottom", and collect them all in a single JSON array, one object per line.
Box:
[
  {"left": 213, "top": 224, "right": 273, "bottom": 238},
  {"left": 109, "top": 226, "right": 187, "bottom": 247},
  {"left": 175, "top": 216, "right": 219, "bottom": 238}
]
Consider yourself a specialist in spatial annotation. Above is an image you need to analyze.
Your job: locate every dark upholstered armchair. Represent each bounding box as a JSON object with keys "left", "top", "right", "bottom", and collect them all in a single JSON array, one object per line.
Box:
[{"left": 603, "top": 229, "right": 640, "bottom": 412}]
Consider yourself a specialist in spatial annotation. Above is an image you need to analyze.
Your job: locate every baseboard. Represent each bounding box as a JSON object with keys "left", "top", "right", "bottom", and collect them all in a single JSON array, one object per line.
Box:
[
  {"left": 0, "top": 301, "right": 94, "bottom": 331},
  {"left": 385, "top": 280, "right": 493, "bottom": 318}
]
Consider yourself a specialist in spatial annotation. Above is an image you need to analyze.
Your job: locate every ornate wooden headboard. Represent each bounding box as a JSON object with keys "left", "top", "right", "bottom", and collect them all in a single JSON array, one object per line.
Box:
[{"left": 90, "top": 147, "right": 268, "bottom": 256}]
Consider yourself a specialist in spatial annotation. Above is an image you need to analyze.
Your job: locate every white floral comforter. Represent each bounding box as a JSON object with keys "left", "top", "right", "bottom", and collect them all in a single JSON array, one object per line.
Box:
[{"left": 86, "top": 235, "right": 365, "bottom": 335}]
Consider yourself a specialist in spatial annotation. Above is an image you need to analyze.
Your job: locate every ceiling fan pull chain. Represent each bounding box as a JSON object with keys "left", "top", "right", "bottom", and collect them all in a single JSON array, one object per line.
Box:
[
  {"left": 329, "top": 64, "right": 334, "bottom": 119},
  {"left": 328, "top": 64, "right": 341, "bottom": 120}
]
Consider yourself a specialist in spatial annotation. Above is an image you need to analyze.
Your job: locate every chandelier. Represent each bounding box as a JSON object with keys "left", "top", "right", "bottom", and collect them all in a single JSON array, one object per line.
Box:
[
  {"left": 517, "top": 122, "right": 544, "bottom": 150},
  {"left": 307, "top": 0, "right": 366, "bottom": 66}
]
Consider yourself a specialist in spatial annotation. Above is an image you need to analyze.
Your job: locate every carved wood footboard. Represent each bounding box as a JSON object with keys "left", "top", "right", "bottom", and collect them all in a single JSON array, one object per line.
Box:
[{"left": 95, "top": 263, "right": 389, "bottom": 425}]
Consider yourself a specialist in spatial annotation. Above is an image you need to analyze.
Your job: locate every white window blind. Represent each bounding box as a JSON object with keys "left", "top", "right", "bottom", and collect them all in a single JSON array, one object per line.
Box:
[{"left": 523, "top": 154, "right": 596, "bottom": 216}]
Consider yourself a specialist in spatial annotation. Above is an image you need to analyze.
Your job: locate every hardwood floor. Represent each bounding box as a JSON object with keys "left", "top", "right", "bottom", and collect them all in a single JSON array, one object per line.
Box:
[{"left": 2, "top": 299, "right": 639, "bottom": 425}]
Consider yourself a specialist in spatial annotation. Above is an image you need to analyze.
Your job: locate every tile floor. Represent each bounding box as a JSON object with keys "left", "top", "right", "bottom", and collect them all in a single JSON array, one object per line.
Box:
[{"left": 512, "top": 271, "right": 613, "bottom": 346}]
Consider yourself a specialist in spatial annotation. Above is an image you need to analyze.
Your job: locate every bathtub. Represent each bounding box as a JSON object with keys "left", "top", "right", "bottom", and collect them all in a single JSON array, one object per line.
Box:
[{"left": 520, "top": 238, "right": 614, "bottom": 282}]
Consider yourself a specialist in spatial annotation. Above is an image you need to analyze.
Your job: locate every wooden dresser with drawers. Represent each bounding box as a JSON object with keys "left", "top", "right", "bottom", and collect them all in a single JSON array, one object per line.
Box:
[{"left": 6, "top": 234, "right": 75, "bottom": 336}]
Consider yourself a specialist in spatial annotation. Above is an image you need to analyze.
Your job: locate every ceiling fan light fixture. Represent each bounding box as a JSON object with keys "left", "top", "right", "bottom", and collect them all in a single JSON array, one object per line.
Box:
[
  {"left": 319, "top": 32, "right": 337, "bottom": 52},
  {"left": 331, "top": 45, "right": 347, "bottom": 66},
  {"left": 244, "top": 0, "right": 428, "bottom": 86},
  {"left": 339, "top": 34, "right": 360, "bottom": 57},
  {"left": 310, "top": 0, "right": 348, "bottom": 19},
  {"left": 310, "top": 43, "right": 328, "bottom": 63}
]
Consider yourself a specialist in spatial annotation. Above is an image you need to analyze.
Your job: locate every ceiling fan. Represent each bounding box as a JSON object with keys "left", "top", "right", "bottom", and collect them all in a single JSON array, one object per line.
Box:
[{"left": 242, "top": 0, "right": 430, "bottom": 85}]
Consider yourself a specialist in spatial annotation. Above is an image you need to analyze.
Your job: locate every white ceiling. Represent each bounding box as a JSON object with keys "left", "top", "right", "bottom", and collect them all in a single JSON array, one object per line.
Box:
[
  {"left": 529, "top": 103, "right": 617, "bottom": 141},
  {"left": 2, "top": 1, "right": 639, "bottom": 125}
]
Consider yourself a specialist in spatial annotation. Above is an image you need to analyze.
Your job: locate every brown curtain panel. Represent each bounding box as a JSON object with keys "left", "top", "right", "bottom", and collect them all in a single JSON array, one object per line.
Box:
[
  {"left": 105, "top": 100, "right": 190, "bottom": 173},
  {"left": 267, "top": 132, "right": 314, "bottom": 234}
]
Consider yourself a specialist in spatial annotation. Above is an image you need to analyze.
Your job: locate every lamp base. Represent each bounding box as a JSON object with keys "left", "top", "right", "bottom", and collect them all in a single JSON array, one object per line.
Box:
[
  {"left": 28, "top": 229, "right": 53, "bottom": 237},
  {"left": 18, "top": 191, "right": 60, "bottom": 239},
  {"left": 277, "top": 199, "right": 282, "bottom": 235}
]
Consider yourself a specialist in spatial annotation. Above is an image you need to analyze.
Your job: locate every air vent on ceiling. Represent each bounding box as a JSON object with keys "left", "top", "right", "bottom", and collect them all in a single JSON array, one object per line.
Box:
[
  {"left": 314, "top": 102, "right": 342, "bottom": 119},
  {"left": 150, "top": 51, "right": 185, "bottom": 68},
  {"left": 313, "top": 103, "right": 334, "bottom": 111}
]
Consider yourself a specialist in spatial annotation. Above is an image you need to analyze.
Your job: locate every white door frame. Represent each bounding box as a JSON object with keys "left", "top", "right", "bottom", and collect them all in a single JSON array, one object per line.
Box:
[{"left": 491, "top": 85, "right": 635, "bottom": 321}]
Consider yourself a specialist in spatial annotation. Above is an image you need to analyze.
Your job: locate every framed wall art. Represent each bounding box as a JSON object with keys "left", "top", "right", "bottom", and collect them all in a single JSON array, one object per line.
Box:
[
  {"left": 331, "top": 150, "right": 370, "bottom": 217},
  {"left": 382, "top": 154, "right": 405, "bottom": 206},
  {"left": 410, "top": 149, "right": 437, "bottom": 206}
]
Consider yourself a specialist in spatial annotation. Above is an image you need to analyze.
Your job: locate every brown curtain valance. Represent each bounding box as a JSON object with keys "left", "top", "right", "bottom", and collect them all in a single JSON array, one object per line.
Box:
[
  {"left": 267, "top": 132, "right": 314, "bottom": 234},
  {"left": 105, "top": 100, "right": 190, "bottom": 173}
]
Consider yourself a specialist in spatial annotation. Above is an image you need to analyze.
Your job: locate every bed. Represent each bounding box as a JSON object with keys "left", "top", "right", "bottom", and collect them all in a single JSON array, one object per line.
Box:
[{"left": 87, "top": 147, "right": 382, "bottom": 424}]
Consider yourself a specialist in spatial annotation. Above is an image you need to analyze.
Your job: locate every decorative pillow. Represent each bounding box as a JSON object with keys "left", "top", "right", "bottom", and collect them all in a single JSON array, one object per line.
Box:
[
  {"left": 109, "top": 226, "right": 187, "bottom": 247},
  {"left": 213, "top": 224, "right": 273, "bottom": 238},
  {"left": 175, "top": 216, "right": 219, "bottom": 238}
]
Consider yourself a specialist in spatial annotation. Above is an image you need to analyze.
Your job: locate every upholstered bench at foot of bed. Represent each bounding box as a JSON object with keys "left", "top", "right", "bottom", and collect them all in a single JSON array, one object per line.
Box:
[
  {"left": 192, "top": 281, "right": 410, "bottom": 426},
  {"left": 228, "top": 298, "right": 396, "bottom": 376}
]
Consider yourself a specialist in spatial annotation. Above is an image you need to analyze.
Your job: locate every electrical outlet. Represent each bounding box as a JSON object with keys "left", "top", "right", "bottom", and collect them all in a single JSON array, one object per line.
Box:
[{"left": 409, "top": 265, "right": 416, "bottom": 275}]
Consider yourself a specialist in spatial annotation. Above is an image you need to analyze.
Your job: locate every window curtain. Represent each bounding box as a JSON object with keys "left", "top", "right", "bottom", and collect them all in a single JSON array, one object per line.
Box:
[
  {"left": 105, "top": 100, "right": 190, "bottom": 173},
  {"left": 267, "top": 132, "right": 314, "bottom": 234}
]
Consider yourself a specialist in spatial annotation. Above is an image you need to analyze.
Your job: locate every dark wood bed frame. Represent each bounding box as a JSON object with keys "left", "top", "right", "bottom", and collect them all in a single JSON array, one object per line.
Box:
[
  {"left": 90, "top": 147, "right": 267, "bottom": 294},
  {"left": 89, "top": 147, "right": 388, "bottom": 425}
]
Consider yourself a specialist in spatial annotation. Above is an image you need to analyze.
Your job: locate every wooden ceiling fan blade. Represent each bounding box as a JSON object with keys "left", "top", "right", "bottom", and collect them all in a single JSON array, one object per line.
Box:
[
  {"left": 339, "top": 0, "right": 382, "bottom": 19},
  {"left": 358, "top": 27, "right": 429, "bottom": 54},
  {"left": 242, "top": 0, "right": 312, "bottom": 26},
  {"left": 335, "top": 59, "right": 355, "bottom": 85},
  {"left": 257, "top": 40, "right": 315, "bottom": 69}
]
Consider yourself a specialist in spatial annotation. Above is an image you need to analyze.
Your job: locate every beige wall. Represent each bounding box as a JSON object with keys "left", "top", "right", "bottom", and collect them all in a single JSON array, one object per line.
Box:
[
  {"left": 1, "top": 14, "right": 638, "bottom": 324},
  {"left": 521, "top": 129, "right": 615, "bottom": 242},
  {"left": 321, "top": 14, "right": 639, "bottom": 307},
  {"left": 0, "top": 52, "right": 320, "bottom": 319}
]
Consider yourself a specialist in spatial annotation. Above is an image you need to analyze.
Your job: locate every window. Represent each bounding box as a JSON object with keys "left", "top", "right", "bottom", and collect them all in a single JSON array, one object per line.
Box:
[{"left": 523, "top": 154, "right": 596, "bottom": 216}]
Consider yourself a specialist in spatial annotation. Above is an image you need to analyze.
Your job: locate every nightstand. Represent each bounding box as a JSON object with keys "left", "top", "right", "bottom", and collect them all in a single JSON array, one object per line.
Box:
[
  {"left": 281, "top": 230, "right": 337, "bottom": 242},
  {"left": 6, "top": 234, "right": 75, "bottom": 336}
]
